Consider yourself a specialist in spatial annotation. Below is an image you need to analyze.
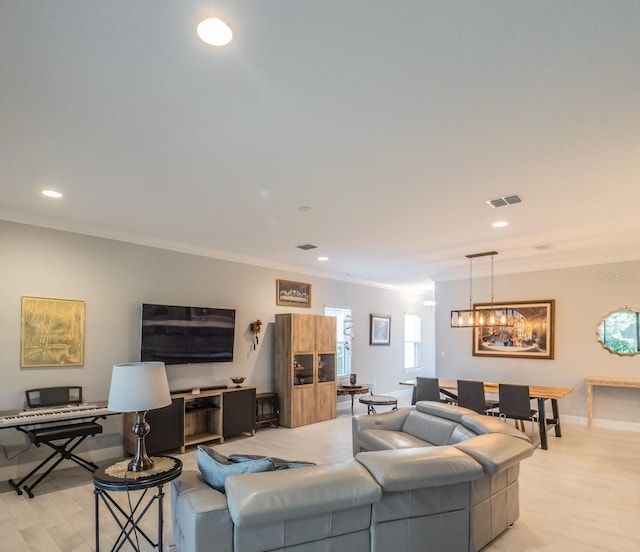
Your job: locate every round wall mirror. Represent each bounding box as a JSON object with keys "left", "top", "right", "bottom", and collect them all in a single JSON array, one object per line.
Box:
[{"left": 597, "top": 307, "right": 640, "bottom": 356}]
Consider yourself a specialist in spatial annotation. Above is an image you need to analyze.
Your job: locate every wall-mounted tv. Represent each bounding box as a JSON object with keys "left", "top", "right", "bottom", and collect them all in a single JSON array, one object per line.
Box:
[{"left": 140, "top": 303, "right": 236, "bottom": 365}]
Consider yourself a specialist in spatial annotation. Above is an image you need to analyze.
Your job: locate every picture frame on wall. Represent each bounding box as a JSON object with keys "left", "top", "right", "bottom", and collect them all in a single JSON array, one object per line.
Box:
[
  {"left": 20, "top": 296, "right": 86, "bottom": 367},
  {"left": 472, "top": 299, "right": 555, "bottom": 359},
  {"left": 276, "top": 279, "right": 312, "bottom": 308},
  {"left": 370, "top": 313, "right": 391, "bottom": 346}
]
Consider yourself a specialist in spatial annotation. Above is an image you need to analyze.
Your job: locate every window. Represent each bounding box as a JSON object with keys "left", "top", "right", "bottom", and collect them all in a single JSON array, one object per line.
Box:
[
  {"left": 404, "top": 313, "right": 421, "bottom": 371},
  {"left": 325, "top": 306, "right": 352, "bottom": 377}
]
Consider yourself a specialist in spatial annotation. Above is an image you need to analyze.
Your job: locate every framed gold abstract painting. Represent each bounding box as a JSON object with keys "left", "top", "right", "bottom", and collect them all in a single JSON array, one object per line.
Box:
[{"left": 20, "top": 296, "right": 86, "bottom": 367}]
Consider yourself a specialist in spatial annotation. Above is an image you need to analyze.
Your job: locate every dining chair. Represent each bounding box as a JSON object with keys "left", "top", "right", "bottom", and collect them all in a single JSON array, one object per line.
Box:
[
  {"left": 456, "top": 379, "right": 499, "bottom": 415},
  {"left": 498, "top": 383, "right": 538, "bottom": 433},
  {"left": 412, "top": 377, "right": 450, "bottom": 405}
]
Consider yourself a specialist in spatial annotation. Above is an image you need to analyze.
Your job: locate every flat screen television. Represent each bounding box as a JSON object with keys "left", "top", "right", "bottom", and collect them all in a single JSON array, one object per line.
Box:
[{"left": 140, "top": 303, "right": 235, "bottom": 365}]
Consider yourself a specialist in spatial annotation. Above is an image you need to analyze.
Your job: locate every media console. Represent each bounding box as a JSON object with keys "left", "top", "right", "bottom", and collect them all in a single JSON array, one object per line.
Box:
[{"left": 123, "top": 386, "right": 256, "bottom": 455}]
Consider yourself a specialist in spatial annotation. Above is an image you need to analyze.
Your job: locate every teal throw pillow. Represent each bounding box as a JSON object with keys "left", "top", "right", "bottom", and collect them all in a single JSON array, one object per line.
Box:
[{"left": 197, "top": 446, "right": 273, "bottom": 492}]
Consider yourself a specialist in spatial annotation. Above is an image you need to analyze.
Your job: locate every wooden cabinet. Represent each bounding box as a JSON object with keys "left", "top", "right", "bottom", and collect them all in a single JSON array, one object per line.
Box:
[
  {"left": 123, "top": 398, "right": 184, "bottom": 456},
  {"left": 223, "top": 387, "right": 256, "bottom": 438},
  {"left": 124, "top": 386, "right": 255, "bottom": 455},
  {"left": 275, "top": 313, "right": 337, "bottom": 427}
]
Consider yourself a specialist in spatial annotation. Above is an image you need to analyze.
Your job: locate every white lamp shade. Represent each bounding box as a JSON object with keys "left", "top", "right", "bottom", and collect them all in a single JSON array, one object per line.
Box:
[{"left": 107, "top": 362, "right": 172, "bottom": 412}]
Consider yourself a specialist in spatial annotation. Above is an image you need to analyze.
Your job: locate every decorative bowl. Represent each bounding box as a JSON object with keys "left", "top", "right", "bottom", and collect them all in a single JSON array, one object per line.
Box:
[{"left": 230, "top": 376, "right": 246, "bottom": 387}]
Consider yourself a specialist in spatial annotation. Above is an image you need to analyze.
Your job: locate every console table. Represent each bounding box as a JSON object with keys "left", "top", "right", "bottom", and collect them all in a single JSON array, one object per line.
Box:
[
  {"left": 255, "top": 392, "right": 279, "bottom": 428},
  {"left": 585, "top": 376, "right": 640, "bottom": 428}
]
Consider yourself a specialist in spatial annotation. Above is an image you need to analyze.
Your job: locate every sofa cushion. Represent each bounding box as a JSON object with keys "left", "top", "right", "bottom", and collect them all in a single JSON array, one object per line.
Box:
[
  {"left": 453, "top": 433, "right": 534, "bottom": 475},
  {"left": 357, "top": 428, "right": 433, "bottom": 451},
  {"left": 197, "top": 446, "right": 273, "bottom": 492},
  {"left": 401, "top": 409, "right": 477, "bottom": 445},
  {"left": 356, "top": 447, "right": 483, "bottom": 492},
  {"left": 225, "top": 460, "right": 381, "bottom": 525},
  {"left": 461, "top": 413, "right": 533, "bottom": 443},
  {"left": 415, "top": 400, "right": 477, "bottom": 421}
]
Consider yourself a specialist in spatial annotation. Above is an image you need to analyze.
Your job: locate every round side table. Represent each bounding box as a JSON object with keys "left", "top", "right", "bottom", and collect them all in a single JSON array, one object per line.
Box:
[
  {"left": 337, "top": 384, "right": 371, "bottom": 414},
  {"left": 358, "top": 394, "right": 398, "bottom": 415},
  {"left": 93, "top": 455, "right": 182, "bottom": 552}
]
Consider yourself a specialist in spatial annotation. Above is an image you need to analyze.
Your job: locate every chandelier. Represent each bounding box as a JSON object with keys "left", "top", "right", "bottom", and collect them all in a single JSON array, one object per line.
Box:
[{"left": 450, "top": 251, "right": 514, "bottom": 328}]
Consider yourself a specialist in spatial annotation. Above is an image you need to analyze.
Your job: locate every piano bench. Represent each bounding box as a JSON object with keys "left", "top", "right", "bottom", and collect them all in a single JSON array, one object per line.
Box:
[
  {"left": 28, "top": 422, "right": 103, "bottom": 444},
  {"left": 10, "top": 421, "right": 104, "bottom": 498}
]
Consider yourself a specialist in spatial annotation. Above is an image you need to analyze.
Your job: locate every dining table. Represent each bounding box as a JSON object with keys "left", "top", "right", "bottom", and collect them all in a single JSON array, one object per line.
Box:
[{"left": 399, "top": 379, "right": 574, "bottom": 450}]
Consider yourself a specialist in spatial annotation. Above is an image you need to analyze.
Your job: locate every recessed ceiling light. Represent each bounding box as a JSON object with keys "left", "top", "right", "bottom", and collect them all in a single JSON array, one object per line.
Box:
[
  {"left": 41, "top": 190, "right": 62, "bottom": 198},
  {"left": 317, "top": 256, "right": 329, "bottom": 262},
  {"left": 492, "top": 221, "right": 509, "bottom": 228},
  {"left": 196, "top": 17, "right": 233, "bottom": 46}
]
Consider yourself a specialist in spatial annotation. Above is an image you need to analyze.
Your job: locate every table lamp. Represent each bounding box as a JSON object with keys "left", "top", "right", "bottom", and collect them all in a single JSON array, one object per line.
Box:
[{"left": 108, "top": 362, "right": 172, "bottom": 472}]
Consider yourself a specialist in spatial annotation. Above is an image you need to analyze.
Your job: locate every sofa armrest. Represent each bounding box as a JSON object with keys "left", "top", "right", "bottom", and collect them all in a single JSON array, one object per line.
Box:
[
  {"left": 352, "top": 408, "right": 412, "bottom": 455},
  {"left": 356, "top": 447, "right": 482, "bottom": 492},
  {"left": 225, "top": 460, "right": 381, "bottom": 526},
  {"left": 453, "top": 433, "right": 535, "bottom": 475},
  {"left": 171, "top": 470, "right": 233, "bottom": 552}
]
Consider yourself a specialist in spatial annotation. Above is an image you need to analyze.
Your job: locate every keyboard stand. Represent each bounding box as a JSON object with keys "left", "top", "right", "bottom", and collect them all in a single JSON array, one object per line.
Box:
[{"left": 9, "top": 421, "right": 103, "bottom": 498}]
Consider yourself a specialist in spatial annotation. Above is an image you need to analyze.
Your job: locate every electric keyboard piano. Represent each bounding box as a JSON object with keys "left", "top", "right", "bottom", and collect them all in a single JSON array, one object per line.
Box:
[
  {"left": 1, "top": 386, "right": 117, "bottom": 498},
  {"left": 0, "top": 403, "right": 111, "bottom": 428}
]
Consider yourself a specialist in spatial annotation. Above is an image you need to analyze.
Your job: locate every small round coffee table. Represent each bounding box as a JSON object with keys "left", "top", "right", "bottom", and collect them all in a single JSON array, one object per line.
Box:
[
  {"left": 337, "top": 384, "right": 371, "bottom": 414},
  {"left": 358, "top": 394, "right": 398, "bottom": 415}
]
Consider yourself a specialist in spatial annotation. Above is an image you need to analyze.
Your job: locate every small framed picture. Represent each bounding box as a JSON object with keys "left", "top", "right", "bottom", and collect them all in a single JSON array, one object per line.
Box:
[
  {"left": 370, "top": 314, "right": 391, "bottom": 346},
  {"left": 276, "top": 279, "right": 312, "bottom": 308}
]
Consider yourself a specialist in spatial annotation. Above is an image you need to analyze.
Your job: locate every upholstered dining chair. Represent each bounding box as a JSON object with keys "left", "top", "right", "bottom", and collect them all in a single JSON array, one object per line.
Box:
[
  {"left": 412, "top": 377, "right": 450, "bottom": 405},
  {"left": 456, "top": 379, "right": 499, "bottom": 415},
  {"left": 498, "top": 383, "right": 538, "bottom": 433}
]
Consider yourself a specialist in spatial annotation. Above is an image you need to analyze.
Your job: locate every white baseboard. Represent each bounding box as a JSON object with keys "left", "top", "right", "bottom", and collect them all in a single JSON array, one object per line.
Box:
[
  {"left": 0, "top": 444, "right": 123, "bottom": 483},
  {"left": 562, "top": 414, "right": 640, "bottom": 433}
]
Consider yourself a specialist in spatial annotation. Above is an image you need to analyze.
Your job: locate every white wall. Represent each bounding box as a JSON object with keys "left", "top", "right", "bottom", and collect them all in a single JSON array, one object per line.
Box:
[
  {"left": 0, "top": 220, "right": 430, "bottom": 475},
  {"left": 435, "top": 261, "right": 640, "bottom": 431}
]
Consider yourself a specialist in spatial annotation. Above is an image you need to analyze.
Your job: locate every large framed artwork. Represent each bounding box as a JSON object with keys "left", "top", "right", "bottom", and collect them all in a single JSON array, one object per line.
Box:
[
  {"left": 369, "top": 314, "right": 391, "bottom": 346},
  {"left": 20, "top": 296, "right": 86, "bottom": 367},
  {"left": 276, "top": 279, "right": 312, "bottom": 308},
  {"left": 472, "top": 299, "right": 555, "bottom": 359}
]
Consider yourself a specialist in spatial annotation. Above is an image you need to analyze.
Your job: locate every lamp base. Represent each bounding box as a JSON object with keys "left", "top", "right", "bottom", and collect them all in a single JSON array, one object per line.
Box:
[{"left": 128, "top": 410, "right": 154, "bottom": 472}]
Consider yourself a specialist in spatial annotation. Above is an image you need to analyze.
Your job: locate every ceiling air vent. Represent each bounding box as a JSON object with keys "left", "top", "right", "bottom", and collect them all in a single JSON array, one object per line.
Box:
[
  {"left": 296, "top": 244, "right": 317, "bottom": 250},
  {"left": 486, "top": 194, "right": 522, "bottom": 208}
]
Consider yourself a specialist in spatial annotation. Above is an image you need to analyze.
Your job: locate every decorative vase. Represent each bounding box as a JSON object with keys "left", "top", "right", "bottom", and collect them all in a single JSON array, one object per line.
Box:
[{"left": 350, "top": 374, "right": 357, "bottom": 385}]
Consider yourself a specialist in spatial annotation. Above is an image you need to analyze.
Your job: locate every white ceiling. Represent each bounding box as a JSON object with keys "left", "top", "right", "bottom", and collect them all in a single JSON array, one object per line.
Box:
[{"left": 2, "top": 1, "right": 640, "bottom": 290}]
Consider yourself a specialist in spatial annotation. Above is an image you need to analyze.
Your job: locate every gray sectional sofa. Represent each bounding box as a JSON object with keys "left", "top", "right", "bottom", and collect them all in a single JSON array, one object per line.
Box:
[{"left": 171, "top": 401, "right": 534, "bottom": 552}]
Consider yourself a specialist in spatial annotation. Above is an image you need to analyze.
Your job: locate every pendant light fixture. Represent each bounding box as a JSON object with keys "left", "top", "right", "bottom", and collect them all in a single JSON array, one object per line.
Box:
[{"left": 450, "top": 251, "right": 514, "bottom": 328}]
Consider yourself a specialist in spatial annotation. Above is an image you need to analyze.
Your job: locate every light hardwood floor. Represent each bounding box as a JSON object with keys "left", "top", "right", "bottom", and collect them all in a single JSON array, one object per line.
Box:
[{"left": 1, "top": 398, "right": 639, "bottom": 552}]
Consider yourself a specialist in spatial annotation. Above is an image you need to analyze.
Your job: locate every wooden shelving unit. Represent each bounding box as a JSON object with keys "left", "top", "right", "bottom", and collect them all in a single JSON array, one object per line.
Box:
[
  {"left": 124, "top": 386, "right": 256, "bottom": 455},
  {"left": 275, "top": 313, "right": 337, "bottom": 428}
]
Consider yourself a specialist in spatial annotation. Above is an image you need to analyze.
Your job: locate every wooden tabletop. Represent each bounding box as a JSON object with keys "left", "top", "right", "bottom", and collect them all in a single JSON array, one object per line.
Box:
[
  {"left": 585, "top": 376, "right": 640, "bottom": 388},
  {"left": 400, "top": 379, "right": 574, "bottom": 400}
]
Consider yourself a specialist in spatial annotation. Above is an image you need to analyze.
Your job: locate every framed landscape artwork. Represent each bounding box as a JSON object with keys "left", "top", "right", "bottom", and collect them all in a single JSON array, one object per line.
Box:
[
  {"left": 276, "top": 279, "right": 312, "bottom": 308},
  {"left": 370, "top": 314, "right": 391, "bottom": 346},
  {"left": 20, "top": 296, "right": 86, "bottom": 367},
  {"left": 472, "top": 300, "right": 555, "bottom": 359}
]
